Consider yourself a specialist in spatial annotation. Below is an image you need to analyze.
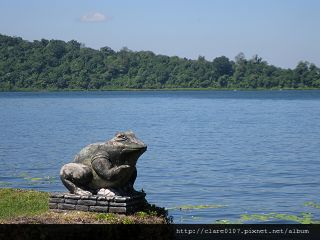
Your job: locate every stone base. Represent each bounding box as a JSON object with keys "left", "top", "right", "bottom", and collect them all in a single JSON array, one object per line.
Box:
[{"left": 49, "top": 192, "right": 147, "bottom": 214}]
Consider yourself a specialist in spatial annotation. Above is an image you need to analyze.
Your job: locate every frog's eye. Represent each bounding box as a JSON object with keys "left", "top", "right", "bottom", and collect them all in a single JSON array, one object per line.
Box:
[{"left": 116, "top": 134, "right": 128, "bottom": 141}]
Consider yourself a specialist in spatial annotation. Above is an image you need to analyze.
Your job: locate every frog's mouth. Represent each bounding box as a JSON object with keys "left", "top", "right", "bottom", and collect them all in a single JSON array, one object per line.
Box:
[{"left": 122, "top": 146, "right": 147, "bottom": 153}]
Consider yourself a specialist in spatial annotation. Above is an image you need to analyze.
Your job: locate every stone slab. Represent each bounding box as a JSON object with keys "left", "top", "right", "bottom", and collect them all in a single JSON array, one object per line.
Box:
[
  {"left": 49, "top": 193, "right": 65, "bottom": 198},
  {"left": 58, "top": 203, "right": 76, "bottom": 210},
  {"left": 97, "top": 196, "right": 114, "bottom": 201},
  {"left": 49, "top": 192, "right": 146, "bottom": 214},
  {"left": 108, "top": 207, "right": 126, "bottom": 213},
  {"left": 65, "top": 194, "right": 81, "bottom": 200},
  {"left": 65, "top": 199, "right": 78, "bottom": 204},
  {"left": 89, "top": 206, "right": 109, "bottom": 213},
  {"left": 95, "top": 200, "right": 109, "bottom": 206},
  {"left": 76, "top": 205, "right": 89, "bottom": 211},
  {"left": 49, "top": 198, "right": 65, "bottom": 203},
  {"left": 77, "top": 199, "right": 97, "bottom": 206},
  {"left": 48, "top": 203, "right": 58, "bottom": 209}
]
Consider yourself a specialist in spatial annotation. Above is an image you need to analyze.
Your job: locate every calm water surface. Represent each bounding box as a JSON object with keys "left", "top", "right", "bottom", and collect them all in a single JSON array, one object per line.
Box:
[{"left": 0, "top": 90, "right": 320, "bottom": 223}]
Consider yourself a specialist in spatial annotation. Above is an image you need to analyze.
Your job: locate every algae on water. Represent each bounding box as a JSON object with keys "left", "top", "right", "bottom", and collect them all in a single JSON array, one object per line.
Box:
[{"left": 167, "top": 204, "right": 226, "bottom": 211}]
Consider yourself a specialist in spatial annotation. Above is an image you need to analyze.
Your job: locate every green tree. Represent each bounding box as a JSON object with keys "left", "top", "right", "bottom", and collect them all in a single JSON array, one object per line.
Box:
[{"left": 0, "top": 34, "right": 319, "bottom": 91}]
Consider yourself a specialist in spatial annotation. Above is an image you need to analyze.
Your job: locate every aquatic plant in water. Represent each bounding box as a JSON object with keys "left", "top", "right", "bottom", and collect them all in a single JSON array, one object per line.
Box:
[
  {"left": 0, "top": 182, "right": 12, "bottom": 187},
  {"left": 167, "top": 204, "right": 226, "bottom": 211},
  {"left": 215, "top": 201, "right": 320, "bottom": 224},
  {"left": 240, "top": 213, "right": 314, "bottom": 224},
  {"left": 304, "top": 202, "right": 320, "bottom": 209}
]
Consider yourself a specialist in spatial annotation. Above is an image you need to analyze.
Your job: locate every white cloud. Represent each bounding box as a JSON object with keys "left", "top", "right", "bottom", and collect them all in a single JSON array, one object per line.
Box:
[{"left": 81, "top": 12, "right": 109, "bottom": 22}]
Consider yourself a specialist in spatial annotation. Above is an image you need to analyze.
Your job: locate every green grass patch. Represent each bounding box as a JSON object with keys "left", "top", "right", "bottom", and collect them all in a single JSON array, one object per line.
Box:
[
  {"left": 0, "top": 188, "right": 49, "bottom": 219},
  {"left": 95, "top": 213, "right": 118, "bottom": 223}
]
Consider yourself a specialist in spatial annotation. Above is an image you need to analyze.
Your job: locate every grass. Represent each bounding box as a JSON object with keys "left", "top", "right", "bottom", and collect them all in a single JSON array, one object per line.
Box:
[
  {"left": 0, "top": 188, "right": 49, "bottom": 220},
  {"left": 0, "top": 188, "right": 169, "bottom": 224}
]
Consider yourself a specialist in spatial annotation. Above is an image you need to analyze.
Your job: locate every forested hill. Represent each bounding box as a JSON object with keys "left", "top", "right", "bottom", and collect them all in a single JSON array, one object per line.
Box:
[{"left": 0, "top": 34, "right": 319, "bottom": 91}]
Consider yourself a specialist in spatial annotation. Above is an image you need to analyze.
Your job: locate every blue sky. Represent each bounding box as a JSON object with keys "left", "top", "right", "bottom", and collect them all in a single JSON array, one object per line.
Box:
[{"left": 0, "top": 0, "right": 319, "bottom": 68}]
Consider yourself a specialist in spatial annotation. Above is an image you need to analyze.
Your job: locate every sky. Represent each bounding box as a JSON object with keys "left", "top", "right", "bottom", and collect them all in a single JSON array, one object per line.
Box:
[{"left": 0, "top": 0, "right": 319, "bottom": 69}]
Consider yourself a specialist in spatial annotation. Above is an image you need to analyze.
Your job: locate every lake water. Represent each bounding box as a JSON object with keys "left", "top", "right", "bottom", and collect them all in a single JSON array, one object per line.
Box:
[{"left": 0, "top": 90, "right": 320, "bottom": 223}]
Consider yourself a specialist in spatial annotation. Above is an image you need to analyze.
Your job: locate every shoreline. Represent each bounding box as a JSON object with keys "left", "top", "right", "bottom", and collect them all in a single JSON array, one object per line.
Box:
[
  {"left": 0, "top": 188, "right": 170, "bottom": 224},
  {"left": 1, "top": 87, "right": 320, "bottom": 93}
]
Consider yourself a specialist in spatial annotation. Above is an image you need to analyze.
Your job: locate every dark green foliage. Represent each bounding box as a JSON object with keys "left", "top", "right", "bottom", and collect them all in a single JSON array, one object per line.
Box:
[
  {"left": 0, "top": 34, "right": 319, "bottom": 90},
  {"left": 141, "top": 202, "right": 173, "bottom": 224}
]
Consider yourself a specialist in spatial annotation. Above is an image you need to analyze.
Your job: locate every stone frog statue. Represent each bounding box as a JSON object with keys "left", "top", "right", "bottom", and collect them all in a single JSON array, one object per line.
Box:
[{"left": 60, "top": 131, "right": 147, "bottom": 196}]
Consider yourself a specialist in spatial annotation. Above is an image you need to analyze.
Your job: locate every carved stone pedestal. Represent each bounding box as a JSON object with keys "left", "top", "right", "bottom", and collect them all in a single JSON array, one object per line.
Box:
[{"left": 49, "top": 192, "right": 147, "bottom": 214}]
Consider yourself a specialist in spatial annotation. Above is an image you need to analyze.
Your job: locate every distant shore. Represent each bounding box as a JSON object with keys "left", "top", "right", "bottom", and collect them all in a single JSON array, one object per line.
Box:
[
  {"left": 2, "top": 34, "right": 320, "bottom": 93},
  {"left": 1, "top": 87, "right": 320, "bottom": 92}
]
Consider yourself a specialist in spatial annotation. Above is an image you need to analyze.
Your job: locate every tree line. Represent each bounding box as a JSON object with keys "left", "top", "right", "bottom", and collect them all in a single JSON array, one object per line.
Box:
[{"left": 0, "top": 34, "right": 319, "bottom": 91}]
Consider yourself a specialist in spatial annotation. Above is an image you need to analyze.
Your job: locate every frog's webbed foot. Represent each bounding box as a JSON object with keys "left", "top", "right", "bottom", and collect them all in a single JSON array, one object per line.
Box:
[
  {"left": 74, "top": 188, "right": 92, "bottom": 196},
  {"left": 97, "top": 188, "right": 126, "bottom": 197}
]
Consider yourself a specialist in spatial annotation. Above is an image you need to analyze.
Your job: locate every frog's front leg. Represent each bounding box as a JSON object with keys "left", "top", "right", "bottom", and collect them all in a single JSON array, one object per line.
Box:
[
  {"left": 91, "top": 155, "right": 132, "bottom": 182},
  {"left": 97, "top": 167, "right": 138, "bottom": 196}
]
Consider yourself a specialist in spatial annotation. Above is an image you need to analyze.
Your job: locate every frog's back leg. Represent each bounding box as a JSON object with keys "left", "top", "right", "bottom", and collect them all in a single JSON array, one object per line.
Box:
[{"left": 60, "top": 163, "right": 93, "bottom": 195}]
